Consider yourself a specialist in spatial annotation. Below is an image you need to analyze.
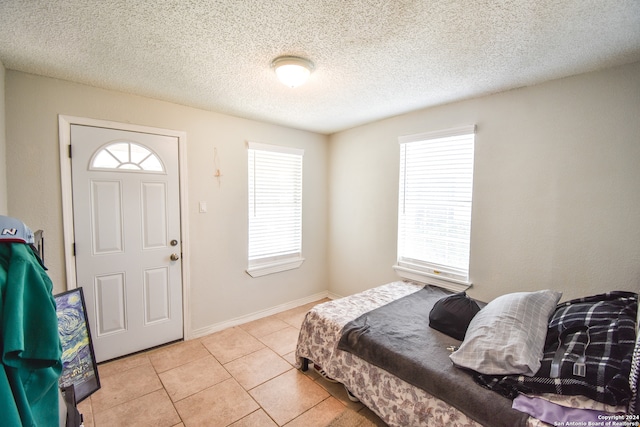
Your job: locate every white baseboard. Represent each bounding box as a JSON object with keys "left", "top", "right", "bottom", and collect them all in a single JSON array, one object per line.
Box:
[
  {"left": 189, "top": 290, "right": 330, "bottom": 339},
  {"left": 327, "top": 291, "right": 343, "bottom": 300}
]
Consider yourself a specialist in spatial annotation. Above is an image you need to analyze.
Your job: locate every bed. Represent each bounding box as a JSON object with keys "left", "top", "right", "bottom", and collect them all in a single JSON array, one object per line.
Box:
[{"left": 295, "top": 281, "right": 639, "bottom": 427}]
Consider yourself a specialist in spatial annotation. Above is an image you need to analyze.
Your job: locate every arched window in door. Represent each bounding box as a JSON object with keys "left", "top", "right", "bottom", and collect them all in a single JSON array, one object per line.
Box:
[{"left": 90, "top": 141, "right": 165, "bottom": 172}]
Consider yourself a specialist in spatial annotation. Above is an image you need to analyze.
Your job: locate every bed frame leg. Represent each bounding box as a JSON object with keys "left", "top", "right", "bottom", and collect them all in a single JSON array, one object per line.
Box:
[{"left": 301, "top": 357, "right": 309, "bottom": 371}]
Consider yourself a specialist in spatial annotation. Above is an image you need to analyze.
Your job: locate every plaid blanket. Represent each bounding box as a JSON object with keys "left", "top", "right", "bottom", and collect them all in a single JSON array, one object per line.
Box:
[
  {"left": 630, "top": 334, "right": 640, "bottom": 414},
  {"left": 474, "top": 291, "right": 638, "bottom": 406}
]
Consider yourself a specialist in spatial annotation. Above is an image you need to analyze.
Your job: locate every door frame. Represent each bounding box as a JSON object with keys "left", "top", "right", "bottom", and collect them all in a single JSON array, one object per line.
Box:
[{"left": 58, "top": 115, "right": 192, "bottom": 340}]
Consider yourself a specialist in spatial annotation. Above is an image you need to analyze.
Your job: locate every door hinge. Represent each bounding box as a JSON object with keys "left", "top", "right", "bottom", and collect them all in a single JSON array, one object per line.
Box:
[
  {"left": 72, "top": 243, "right": 76, "bottom": 256},
  {"left": 68, "top": 144, "right": 72, "bottom": 158}
]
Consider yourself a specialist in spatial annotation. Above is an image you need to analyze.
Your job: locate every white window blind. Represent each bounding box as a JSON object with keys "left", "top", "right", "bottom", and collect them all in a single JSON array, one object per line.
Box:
[
  {"left": 395, "top": 126, "right": 475, "bottom": 286},
  {"left": 247, "top": 142, "right": 304, "bottom": 276}
]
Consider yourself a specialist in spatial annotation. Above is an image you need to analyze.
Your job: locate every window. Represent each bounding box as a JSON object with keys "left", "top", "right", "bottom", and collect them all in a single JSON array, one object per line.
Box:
[
  {"left": 394, "top": 126, "right": 476, "bottom": 292},
  {"left": 247, "top": 142, "right": 304, "bottom": 277},
  {"left": 91, "top": 141, "right": 164, "bottom": 172}
]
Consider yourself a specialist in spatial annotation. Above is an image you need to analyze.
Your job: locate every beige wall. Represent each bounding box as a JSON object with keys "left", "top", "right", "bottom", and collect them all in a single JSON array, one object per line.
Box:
[
  {"left": 5, "top": 61, "right": 639, "bottom": 336},
  {"left": 0, "top": 60, "right": 6, "bottom": 215},
  {"left": 328, "top": 61, "right": 640, "bottom": 303},
  {"left": 5, "top": 71, "right": 329, "bottom": 332}
]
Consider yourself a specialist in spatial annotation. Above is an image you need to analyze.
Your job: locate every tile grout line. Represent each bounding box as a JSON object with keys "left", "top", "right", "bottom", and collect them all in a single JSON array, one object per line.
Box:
[{"left": 85, "top": 299, "right": 356, "bottom": 427}]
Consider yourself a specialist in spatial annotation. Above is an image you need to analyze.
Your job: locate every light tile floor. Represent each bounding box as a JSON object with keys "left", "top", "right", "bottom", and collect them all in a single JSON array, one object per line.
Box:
[{"left": 78, "top": 299, "right": 388, "bottom": 427}]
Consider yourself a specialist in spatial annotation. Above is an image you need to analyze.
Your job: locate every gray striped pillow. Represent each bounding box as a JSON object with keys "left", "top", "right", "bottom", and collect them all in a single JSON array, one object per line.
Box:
[{"left": 450, "top": 290, "right": 562, "bottom": 376}]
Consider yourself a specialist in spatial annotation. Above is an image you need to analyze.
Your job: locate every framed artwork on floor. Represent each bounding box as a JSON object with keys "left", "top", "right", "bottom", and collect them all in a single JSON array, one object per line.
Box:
[{"left": 54, "top": 287, "right": 101, "bottom": 402}]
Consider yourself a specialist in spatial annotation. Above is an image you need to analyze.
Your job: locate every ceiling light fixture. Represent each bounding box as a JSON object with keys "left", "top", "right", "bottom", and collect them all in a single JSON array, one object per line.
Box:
[{"left": 271, "top": 56, "right": 314, "bottom": 88}]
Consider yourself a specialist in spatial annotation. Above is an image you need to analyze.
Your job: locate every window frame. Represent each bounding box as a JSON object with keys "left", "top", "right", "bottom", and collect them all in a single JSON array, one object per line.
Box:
[
  {"left": 246, "top": 141, "right": 304, "bottom": 277},
  {"left": 89, "top": 140, "right": 166, "bottom": 173},
  {"left": 393, "top": 125, "right": 476, "bottom": 292}
]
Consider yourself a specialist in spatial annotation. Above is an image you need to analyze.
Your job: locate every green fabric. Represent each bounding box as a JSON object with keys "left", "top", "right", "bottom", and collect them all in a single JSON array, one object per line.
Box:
[
  {"left": 0, "top": 275, "right": 22, "bottom": 427},
  {"left": 0, "top": 368, "right": 23, "bottom": 426},
  {"left": 0, "top": 243, "right": 62, "bottom": 427}
]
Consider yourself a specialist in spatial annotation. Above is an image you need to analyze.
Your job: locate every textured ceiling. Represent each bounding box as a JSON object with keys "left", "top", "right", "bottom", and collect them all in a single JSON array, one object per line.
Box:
[{"left": 1, "top": 1, "right": 639, "bottom": 134}]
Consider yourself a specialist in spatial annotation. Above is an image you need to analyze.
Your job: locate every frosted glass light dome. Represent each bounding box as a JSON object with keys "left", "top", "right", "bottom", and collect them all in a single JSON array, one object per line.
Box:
[{"left": 271, "top": 56, "right": 314, "bottom": 88}]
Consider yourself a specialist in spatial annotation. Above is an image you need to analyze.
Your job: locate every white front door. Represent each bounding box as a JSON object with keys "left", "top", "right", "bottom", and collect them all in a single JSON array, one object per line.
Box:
[{"left": 70, "top": 124, "right": 183, "bottom": 362}]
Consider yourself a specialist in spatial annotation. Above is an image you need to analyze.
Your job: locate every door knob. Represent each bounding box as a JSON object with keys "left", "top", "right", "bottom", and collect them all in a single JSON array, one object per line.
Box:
[{"left": 170, "top": 253, "right": 180, "bottom": 261}]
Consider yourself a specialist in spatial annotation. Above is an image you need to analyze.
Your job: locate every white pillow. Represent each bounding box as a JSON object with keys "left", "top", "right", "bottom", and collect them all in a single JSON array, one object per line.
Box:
[{"left": 450, "top": 289, "right": 562, "bottom": 376}]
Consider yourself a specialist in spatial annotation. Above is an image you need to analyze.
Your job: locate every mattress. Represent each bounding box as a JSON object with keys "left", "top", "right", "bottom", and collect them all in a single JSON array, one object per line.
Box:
[{"left": 295, "top": 281, "right": 628, "bottom": 427}]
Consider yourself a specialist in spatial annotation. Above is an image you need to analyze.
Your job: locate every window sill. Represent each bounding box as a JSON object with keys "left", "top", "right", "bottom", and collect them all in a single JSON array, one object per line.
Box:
[
  {"left": 393, "top": 264, "right": 471, "bottom": 293},
  {"left": 247, "top": 257, "right": 305, "bottom": 278}
]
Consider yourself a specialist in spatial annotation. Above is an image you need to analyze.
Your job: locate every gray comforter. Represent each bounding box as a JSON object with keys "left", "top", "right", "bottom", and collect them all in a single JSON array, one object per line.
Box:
[{"left": 337, "top": 285, "right": 529, "bottom": 427}]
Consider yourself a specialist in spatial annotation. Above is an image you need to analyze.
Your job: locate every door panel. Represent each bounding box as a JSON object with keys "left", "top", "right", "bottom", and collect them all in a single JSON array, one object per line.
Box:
[
  {"left": 144, "top": 267, "right": 170, "bottom": 323},
  {"left": 91, "top": 180, "right": 124, "bottom": 254},
  {"left": 141, "top": 182, "right": 168, "bottom": 249},
  {"left": 71, "top": 124, "right": 183, "bottom": 362},
  {"left": 95, "top": 273, "right": 127, "bottom": 335}
]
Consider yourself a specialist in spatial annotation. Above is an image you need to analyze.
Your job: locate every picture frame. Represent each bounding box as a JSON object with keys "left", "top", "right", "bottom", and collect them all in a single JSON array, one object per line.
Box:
[{"left": 54, "top": 287, "right": 101, "bottom": 402}]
